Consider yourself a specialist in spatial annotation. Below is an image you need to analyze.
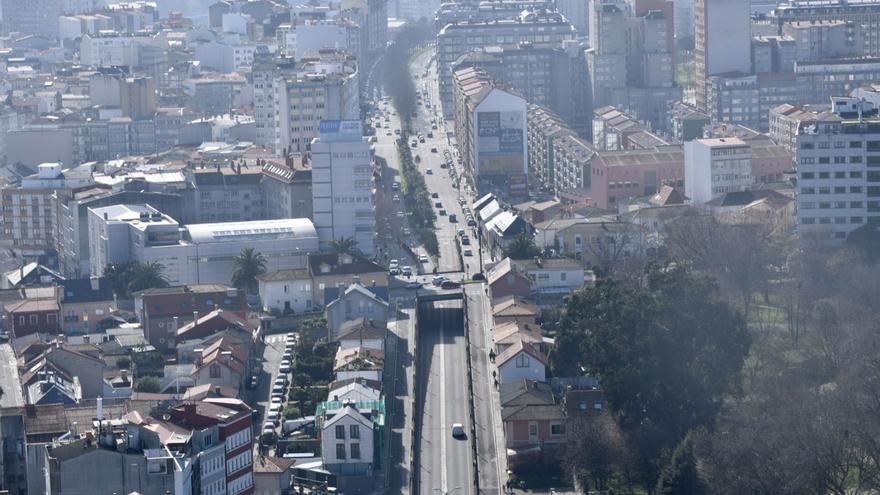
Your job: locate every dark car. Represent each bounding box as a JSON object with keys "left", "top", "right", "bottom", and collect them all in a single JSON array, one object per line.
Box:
[{"left": 441, "top": 280, "right": 462, "bottom": 289}]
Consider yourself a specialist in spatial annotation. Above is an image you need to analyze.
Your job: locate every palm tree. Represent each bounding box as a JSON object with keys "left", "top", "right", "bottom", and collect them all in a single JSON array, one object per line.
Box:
[
  {"left": 329, "top": 236, "right": 359, "bottom": 255},
  {"left": 232, "top": 248, "right": 267, "bottom": 294},
  {"left": 128, "top": 262, "right": 169, "bottom": 294}
]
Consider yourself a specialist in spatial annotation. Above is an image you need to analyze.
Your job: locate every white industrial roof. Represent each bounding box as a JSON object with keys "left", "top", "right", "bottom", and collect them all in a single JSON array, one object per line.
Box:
[{"left": 185, "top": 218, "right": 317, "bottom": 244}]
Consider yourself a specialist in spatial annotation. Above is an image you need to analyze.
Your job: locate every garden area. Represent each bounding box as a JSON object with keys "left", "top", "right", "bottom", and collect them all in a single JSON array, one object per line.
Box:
[{"left": 283, "top": 331, "right": 337, "bottom": 420}]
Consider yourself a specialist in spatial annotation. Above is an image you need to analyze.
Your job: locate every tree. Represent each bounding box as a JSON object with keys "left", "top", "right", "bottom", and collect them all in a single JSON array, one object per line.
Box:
[
  {"left": 329, "top": 237, "right": 359, "bottom": 255},
  {"left": 115, "top": 357, "right": 131, "bottom": 370},
  {"left": 504, "top": 232, "right": 540, "bottom": 259},
  {"left": 231, "top": 248, "right": 267, "bottom": 294},
  {"left": 554, "top": 265, "right": 750, "bottom": 482},
  {"left": 565, "top": 414, "right": 634, "bottom": 492},
  {"left": 135, "top": 376, "right": 161, "bottom": 393},
  {"left": 656, "top": 430, "right": 708, "bottom": 495},
  {"left": 104, "top": 261, "right": 168, "bottom": 299}
]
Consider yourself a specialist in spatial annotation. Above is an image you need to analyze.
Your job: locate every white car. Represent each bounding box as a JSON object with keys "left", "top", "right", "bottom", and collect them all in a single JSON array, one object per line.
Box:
[
  {"left": 402, "top": 266, "right": 413, "bottom": 276},
  {"left": 419, "top": 254, "right": 429, "bottom": 263}
]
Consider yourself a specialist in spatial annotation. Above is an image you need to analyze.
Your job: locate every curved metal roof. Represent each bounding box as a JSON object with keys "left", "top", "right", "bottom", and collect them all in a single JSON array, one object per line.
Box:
[{"left": 185, "top": 218, "right": 317, "bottom": 244}]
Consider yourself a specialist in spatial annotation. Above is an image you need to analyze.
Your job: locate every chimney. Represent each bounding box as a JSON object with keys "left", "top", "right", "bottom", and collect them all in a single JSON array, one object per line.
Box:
[
  {"left": 121, "top": 369, "right": 128, "bottom": 382},
  {"left": 89, "top": 276, "right": 100, "bottom": 291},
  {"left": 96, "top": 397, "right": 103, "bottom": 421},
  {"left": 173, "top": 316, "right": 179, "bottom": 330},
  {"left": 193, "top": 310, "right": 199, "bottom": 324}
]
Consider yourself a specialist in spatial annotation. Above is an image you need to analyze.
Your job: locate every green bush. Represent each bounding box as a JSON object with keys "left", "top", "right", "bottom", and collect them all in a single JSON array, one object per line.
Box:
[
  {"left": 134, "top": 376, "right": 161, "bottom": 393},
  {"left": 283, "top": 405, "right": 302, "bottom": 420},
  {"left": 115, "top": 357, "right": 131, "bottom": 369}
]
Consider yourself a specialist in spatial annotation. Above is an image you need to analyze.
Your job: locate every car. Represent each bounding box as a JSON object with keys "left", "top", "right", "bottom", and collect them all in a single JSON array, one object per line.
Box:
[
  {"left": 401, "top": 266, "right": 413, "bottom": 276},
  {"left": 432, "top": 123, "right": 438, "bottom": 130},
  {"left": 432, "top": 275, "right": 447, "bottom": 286},
  {"left": 267, "top": 411, "right": 280, "bottom": 425},
  {"left": 440, "top": 162, "right": 447, "bottom": 169},
  {"left": 441, "top": 280, "right": 462, "bottom": 289},
  {"left": 279, "top": 362, "right": 291, "bottom": 374},
  {"left": 472, "top": 272, "right": 486, "bottom": 281},
  {"left": 403, "top": 228, "right": 411, "bottom": 235},
  {"left": 430, "top": 147, "right": 438, "bottom": 153},
  {"left": 247, "top": 375, "right": 259, "bottom": 388},
  {"left": 427, "top": 131, "right": 434, "bottom": 138},
  {"left": 431, "top": 192, "right": 439, "bottom": 198},
  {"left": 452, "top": 423, "right": 465, "bottom": 438},
  {"left": 389, "top": 267, "right": 400, "bottom": 275},
  {"left": 396, "top": 211, "right": 405, "bottom": 218},
  {"left": 439, "top": 209, "right": 446, "bottom": 216},
  {"left": 461, "top": 236, "right": 470, "bottom": 245},
  {"left": 419, "top": 254, "right": 429, "bottom": 263},
  {"left": 270, "top": 396, "right": 283, "bottom": 406},
  {"left": 390, "top": 259, "right": 399, "bottom": 267},
  {"left": 464, "top": 248, "right": 473, "bottom": 256},
  {"left": 467, "top": 218, "right": 477, "bottom": 227},
  {"left": 458, "top": 229, "right": 466, "bottom": 237},
  {"left": 419, "top": 137, "right": 426, "bottom": 143},
  {"left": 272, "top": 384, "right": 285, "bottom": 395},
  {"left": 392, "top": 181, "right": 400, "bottom": 190},
  {"left": 426, "top": 168, "right": 433, "bottom": 174},
  {"left": 406, "top": 281, "right": 421, "bottom": 289},
  {"left": 385, "top": 131, "right": 392, "bottom": 136},
  {"left": 394, "top": 129, "right": 401, "bottom": 135},
  {"left": 274, "top": 376, "right": 288, "bottom": 386},
  {"left": 411, "top": 141, "right": 418, "bottom": 147},
  {"left": 449, "top": 214, "right": 457, "bottom": 223},
  {"left": 434, "top": 201, "right": 442, "bottom": 208},
  {"left": 393, "top": 194, "right": 400, "bottom": 202}
]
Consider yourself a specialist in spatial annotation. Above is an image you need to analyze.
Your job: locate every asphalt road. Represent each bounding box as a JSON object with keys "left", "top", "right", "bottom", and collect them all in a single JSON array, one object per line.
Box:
[{"left": 417, "top": 299, "right": 474, "bottom": 495}]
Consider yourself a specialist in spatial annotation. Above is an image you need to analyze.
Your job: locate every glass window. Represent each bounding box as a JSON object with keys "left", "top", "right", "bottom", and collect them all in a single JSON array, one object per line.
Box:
[
  {"left": 350, "top": 443, "right": 361, "bottom": 459},
  {"left": 336, "top": 443, "right": 346, "bottom": 460},
  {"left": 335, "top": 425, "right": 345, "bottom": 439},
  {"left": 350, "top": 425, "right": 360, "bottom": 439}
]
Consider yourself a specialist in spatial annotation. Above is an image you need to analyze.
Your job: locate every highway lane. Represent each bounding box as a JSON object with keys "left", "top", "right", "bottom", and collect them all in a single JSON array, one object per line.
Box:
[{"left": 417, "top": 299, "right": 473, "bottom": 495}]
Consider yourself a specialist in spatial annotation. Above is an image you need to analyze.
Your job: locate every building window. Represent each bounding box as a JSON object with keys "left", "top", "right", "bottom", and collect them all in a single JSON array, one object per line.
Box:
[
  {"left": 350, "top": 425, "right": 360, "bottom": 439},
  {"left": 529, "top": 424, "right": 538, "bottom": 436},
  {"left": 515, "top": 353, "right": 530, "bottom": 368},
  {"left": 210, "top": 364, "right": 221, "bottom": 378},
  {"left": 350, "top": 443, "right": 361, "bottom": 459},
  {"left": 336, "top": 443, "right": 346, "bottom": 460},
  {"left": 336, "top": 425, "right": 346, "bottom": 439},
  {"left": 29, "top": 315, "right": 38, "bottom": 325},
  {"left": 550, "top": 423, "right": 565, "bottom": 435}
]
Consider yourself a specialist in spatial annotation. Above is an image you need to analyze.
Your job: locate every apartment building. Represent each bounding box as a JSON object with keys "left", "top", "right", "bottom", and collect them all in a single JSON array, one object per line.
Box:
[
  {"left": 783, "top": 20, "right": 865, "bottom": 61},
  {"left": 1, "top": 0, "right": 61, "bottom": 38},
  {"left": 527, "top": 104, "right": 577, "bottom": 194},
  {"left": 685, "top": 137, "right": 753, "bottom": 205},
  {"left": 311, "top": 120, "right": 375, "bottom": 256},
  {"left": 452, "top": 67, "right": 529, "bottom": 193},
  {"left": 252, "top": 55, "right": 297, "bottom": 147},
  {"left": 775, "top": 0, "right": 880, "bottom": 57},
  {"left": 182, "top": 162, "right": 265, "bottom": 224},
  {"left": 262, "top": 156, "right": 313, "bottom": 220},
  {"left": 704, "top": 71, "right": 799, "bottom": 132},
  {"left": 451, "top": 40, "right": 590, "bottom": 136},
  {"left": 694, "top": 0, "right": 751, "bottom": 110},
  {"left": 1, "top": 163, "right": 94, "bottom": 260},
  {"left": 794, "top": 97, "right": 880, "bottom": 243},
  {"left": 274, "top": 51, "right": 360, "bottom": 155},
  {"left": 795, "top": 58, "right": 880, "bottom": 106},
  {"left": 553, "top": 133, "right": 596, "bottom": 197},
  {"left": 437, "top": 9, "right": 575, "bottom": 117},
  {"left": 592, "top": 106, "right": 669, "bottom": 152}
]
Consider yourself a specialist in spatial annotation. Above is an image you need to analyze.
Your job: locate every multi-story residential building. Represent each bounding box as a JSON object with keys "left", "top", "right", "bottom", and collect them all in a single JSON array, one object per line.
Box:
[
  {"left": 183, "top": 74, "right": 249, "bottom": 116},
  {"left": 290, "top": 19, "right": 361, "bottom": 60},
  {"left": 769, "top": 102, "right": 824, "bottom": 157},
  {"left": 794, "top": 58, "right": 880, "bottom": 106},
  {"left": 751, "top": 35, "right": 797, "bottom": 74},
  {"left": 685, "top": 137, "right": 753, "bottom": 205},
  {"left": 527, "top": 104, "right": 577, "bottom": 194},
  {"left": 262, "top": 155, "right": 313, "bottom": 220},
  {"left": 451, "top": 40, "right": 590, "bottom": 136},
  {"left": 310, "top": 120, "right": 375, "bottom": 256},
  {"left": 587, "top": 0, "right": 629, "bottom": 108},
  {"left": 392, "top": 0, "right": 440, "bottom": 21},
  {"left": 592, "top": 106, "right": 669, "bottom": 151},
  {"left": 775, "top": 0, "right": 880, "bottom": 57},
  {"left": 553, "top": 133, "right": 596, "bottom": 198},
  {"left": 1, "top": 163, "right": 94, "bottom": 260},
  {"left": 182, "top": 162, "right": 264, "bottom": 224},
  {"left": 434, "top": 0, "right": 552, "bottom": 32},
  {"left": 88, "top": 205, "right": 319, "bottom": 287},
  {"left": 556, "top": 0, "right": 588, "bottom": 35},
  {"left": 674, "top": 0, "right": 694, "bottom": 42},
  {"left": 80, "top": 32, "right": 167, "bottom": 75},
  {"left": 1, "top": 0, "right": 61, "bottom": 38},
  {"left": 783, "top": 19, "right": 865, "bottom": 61},
  {"left": 252, "top": 55, "right": 297, "bottom": 147},
  {"left": 54, "top": 188, "right": 183, "bottom": 278},
  {"left": 694, "top": 0, "right": 751, "bottom": 110},
  {"left": 318, "top": 403, "right": 379, "bottom": 478},
  {"left": 590, "top": 145, "right": 684, "bottom": 209},
  {"left": 704, "top": 71, "right": 799, "bottom": 132},
  {"left": 437, "top": 9, "right": 576, "bottom": 117},
  {"left": 274, "top": 51, "right": 360, "bottom": 155},
  {"left": 667, "top": 101, "right": 711, "bottom": 142},
  {"left": 193, "top": 38, "right": 257, "bottom": 73},
  {"left": 134, "top": 283, "right": 247, "bottom": 353},
  {"left": 168, "top": 399, "right": 255, "bottom": 495},
  {"left": 793, "top": 97, "right": 880, "bottom": 243},
  {"left": 452, "top": 67, "right": 529, "bottom": 194}
]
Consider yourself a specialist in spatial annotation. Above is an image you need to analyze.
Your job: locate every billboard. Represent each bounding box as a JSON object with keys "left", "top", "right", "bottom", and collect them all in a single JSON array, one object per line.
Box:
[
  {"left": 319, "top": 119, "right": 362, "bottom": 142},
  {"left": 476, "top": 110, "right": 525, "bottom": 177}
]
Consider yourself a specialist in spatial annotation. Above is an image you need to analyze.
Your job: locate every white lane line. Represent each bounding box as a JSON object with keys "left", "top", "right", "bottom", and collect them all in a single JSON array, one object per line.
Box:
[{"left": 440, "top": 308, "right": 448, "bottom": 493}]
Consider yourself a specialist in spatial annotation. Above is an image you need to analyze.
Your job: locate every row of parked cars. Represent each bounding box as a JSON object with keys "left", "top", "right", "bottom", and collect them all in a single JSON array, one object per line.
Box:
[{"left": 263, "top": 333, "right": 298, "bottom": 441}]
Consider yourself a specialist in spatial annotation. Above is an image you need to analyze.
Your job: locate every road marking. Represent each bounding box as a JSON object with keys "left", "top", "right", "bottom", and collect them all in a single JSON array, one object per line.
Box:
[{"left": 439, "top": 308, "right": 448, "bottom": 493}]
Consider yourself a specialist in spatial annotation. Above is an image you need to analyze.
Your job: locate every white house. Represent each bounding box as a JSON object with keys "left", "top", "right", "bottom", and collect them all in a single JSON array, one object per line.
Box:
[
  {"left": 320, "top": 404, "right": 375, "bottom": 476},
  {"left": 496, "top": 339, "right": 548, "bottom": 384},
  {"left": 333, "top": 347, "right": 383, "bottom": 382},
  {"left": 508, "top": 258, "right": 586, "bottom": 297},
  {"left": 328, "top": 379, "right": 382, "bottom": 403},
  {"left": 257, "top": 269, "right": 314, "bottom": 314},
  {"left": 337, "top": 318, "right": 385, "bottom": 352}
]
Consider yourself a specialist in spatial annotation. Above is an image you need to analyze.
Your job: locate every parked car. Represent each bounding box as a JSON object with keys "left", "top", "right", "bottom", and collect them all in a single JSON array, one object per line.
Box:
[
  {"left": 426, "top": 168, "right": 433, "bottom": 175},
  {"left": 467, "top": 218, "right": 477, "bottom": 227},
  {"left": 431, "top": 147, "right": 438, "bottom": 153},
  {"left": 461, "top": 236, "right": 470, "bottom": 245},
  {"left": 452, "top": 423, "right": 465, "bottom": 438},
  {"left": 464, "top": 249, "right": 473, "bottom": 256},
  {"left": 406, "top": 281, "right": 422, "bottom": 289},
  {"left": 441, "top": 280, "right": 462, "bottom": 289},
  {"left": 402, "top": 266, "right": 413, "bottom": 276},
  {"left": 439, "top": 209, "right": 446, "bottom": 216},
  {"left": 449, "top": 214, "right": 457, "bottom": 223},
  {"left": 419, "top": 254, "right": 429, "bottom": 263},
  {"left": 434, "top": 202, "right": 442, "bottom": 208},
  {"left": 431, "top": 192, "right": 439, "bottom": 198},
  {"left": 432, "top": 276, "right": 447, "bottom": 286}
]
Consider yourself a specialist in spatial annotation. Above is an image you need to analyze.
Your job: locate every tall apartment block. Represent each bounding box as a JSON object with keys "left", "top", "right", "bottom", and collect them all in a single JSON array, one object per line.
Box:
[
  {"left": 694, "top": 0, "right": 751, "bottom": 110},
  {"left": 273, "top": 51, "right": 360, "bottom": 155},
  {"left": 437, "top": 9, "right": 575, "bottom": 117},
  {"left": 310, "top": 120, "right": 376, "bottom": 256},
  {"left": 684, "top": 137, "right": 753, "bottom": 205},
  {"left": 1, "top": 0, "right": 61, "bottom": 38},
  {"left": 794, "top": 97, "right": 880, "bottom": 244}
]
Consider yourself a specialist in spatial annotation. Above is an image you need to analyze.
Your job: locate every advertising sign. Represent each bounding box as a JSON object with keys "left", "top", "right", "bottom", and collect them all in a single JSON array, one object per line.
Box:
[{"left": 476, "top": 110, "right": 525, "bottom": 177}]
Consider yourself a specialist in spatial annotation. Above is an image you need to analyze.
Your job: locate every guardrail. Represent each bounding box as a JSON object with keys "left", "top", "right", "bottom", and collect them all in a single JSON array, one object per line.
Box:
[{"left": 410, "top": 297, "right": 421, "bottom": 494}]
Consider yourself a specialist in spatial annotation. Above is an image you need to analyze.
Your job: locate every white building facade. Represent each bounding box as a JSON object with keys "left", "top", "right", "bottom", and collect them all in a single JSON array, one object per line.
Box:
[
  {"left": 310, "top": 120, "right": 375, "bottom": 256},
  {"left": 685, "top": 137, "right": 753, "bottom": 205}
]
